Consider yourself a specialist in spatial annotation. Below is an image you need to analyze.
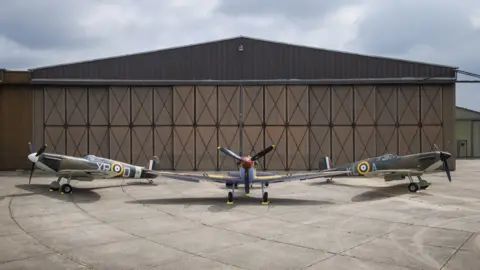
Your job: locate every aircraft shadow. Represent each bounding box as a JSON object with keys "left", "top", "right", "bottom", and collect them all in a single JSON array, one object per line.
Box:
[
  {"left": 127, "top": 196, "right": 334, "bottom": 209},
  {"left": 351, "top": 184, "right": 432, "bottom": 202},
  {"left": 308, "top": 180, "right": 433, "bottom": 202},
  {"left": 10, "top": 184, "right": 106, "bottom": 203}
]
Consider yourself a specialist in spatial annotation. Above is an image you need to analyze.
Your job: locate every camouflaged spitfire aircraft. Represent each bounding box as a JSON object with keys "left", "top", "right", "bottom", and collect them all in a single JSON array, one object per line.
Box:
[
  {"left": 158, "top": 145, "right": 350, "bottom": 204},
  {"left": 27, "top": 142, "right": 159, "bottom": 194},
  {"left": 317, "top": 148, "right": 452, "bottom": 192}
]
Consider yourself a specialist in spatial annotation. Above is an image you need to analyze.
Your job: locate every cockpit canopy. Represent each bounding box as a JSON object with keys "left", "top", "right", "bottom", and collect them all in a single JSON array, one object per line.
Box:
[
  {"left": 83, "top": 154, "right": 101, "bottom": 161},
  {"left": 375, "top": 153, "right": 398, "bottom": 162}
]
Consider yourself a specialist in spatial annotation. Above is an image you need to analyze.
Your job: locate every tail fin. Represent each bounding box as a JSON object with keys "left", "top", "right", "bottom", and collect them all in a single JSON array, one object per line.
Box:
[
  {"left": 147, "top": 156, "right": 160, "bottom": 170},
  {"left": 319, "top": 156, "right": 333, "bottom": 171}
]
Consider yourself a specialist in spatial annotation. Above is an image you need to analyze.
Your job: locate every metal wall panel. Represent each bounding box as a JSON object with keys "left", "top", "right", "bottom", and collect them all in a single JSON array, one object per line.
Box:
[
  {"left": 173, "top": 126, "right": 195, "bottom": 170},
  {"left": 31, "top": 37, "right": 456, "bottom": 81},
  {"left": 196, "top": 86, "right": 217, "bottom": 125},
  {"left": 0, "top": 86, "right": 33, "bottom": 170},
  {"left": 195, "top": 127, "right": 217, "bottom": 170},
  {"left": 154, "top": 126, "right": 173, "bottom": 169},
  {"left": 32, "top": 82, "right": 456, "bottom": 171},
  {"left": 473, "top": 121, "right": 480, "bottom": 157},
  {"left": 219, "top": 86, "right": 240, "bottom": 126}
]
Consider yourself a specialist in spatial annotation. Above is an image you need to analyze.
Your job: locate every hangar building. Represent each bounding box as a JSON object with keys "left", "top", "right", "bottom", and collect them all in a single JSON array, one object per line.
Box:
[
  {"left": 0, "top": 36, "right": 457, "bottom": 171},
  {"left": 456, "top": 106, "right": 480, "bottom": 158}
]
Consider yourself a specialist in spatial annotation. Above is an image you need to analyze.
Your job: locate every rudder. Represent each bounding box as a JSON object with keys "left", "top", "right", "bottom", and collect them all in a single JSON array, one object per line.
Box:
[
  {"left": 147, "top": 156, "right": 160, "bottom": 170},
  {"left": 318, "top": 156, "right": 333, "bottom": 171}
]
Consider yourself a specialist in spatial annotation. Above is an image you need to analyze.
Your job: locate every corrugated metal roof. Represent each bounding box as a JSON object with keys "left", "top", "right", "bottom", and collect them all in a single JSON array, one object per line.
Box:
[
  {"left": 30, "top": 36, "right": 458, "bottom": 80},
  {"left": 456, "top": 106, "right": 480, "bottom": 120}
]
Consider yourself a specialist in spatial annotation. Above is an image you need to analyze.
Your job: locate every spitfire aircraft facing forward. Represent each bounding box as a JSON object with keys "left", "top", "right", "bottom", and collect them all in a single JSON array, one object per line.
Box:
[
  {"left": 158, "top": 145, "right": 350, "bottom": 204},
  {"left": 27, "top": 142, "right": 159, "bottom": 194},
  {"left": 318, "top": 149, "right": 452, "bottom": 192}
]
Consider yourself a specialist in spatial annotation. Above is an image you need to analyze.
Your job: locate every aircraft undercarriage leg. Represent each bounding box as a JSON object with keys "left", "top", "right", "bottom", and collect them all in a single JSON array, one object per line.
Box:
[
  {"left": 227, "top": 184, "right": 235, "bottom": 204},
  {"left": 261, "top": 183, "right": 269, "bottom": 205},
  {"left": 407, "top": 175, "right": 420, "bottom": 193},
  {"left": 49, "top": 177, "right": 62, "bottom": 191},
  {"left": 417, "top": 176, "right": 430, "bottom": 189},
  {"left": 60, "top": 177, "right": 73, "bottom": 194}
]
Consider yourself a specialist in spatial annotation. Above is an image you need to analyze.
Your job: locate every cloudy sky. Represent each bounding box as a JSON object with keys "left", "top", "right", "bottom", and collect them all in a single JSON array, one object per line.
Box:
[{"left": 1, "top": 0, "right": 480, "bottom": 110}]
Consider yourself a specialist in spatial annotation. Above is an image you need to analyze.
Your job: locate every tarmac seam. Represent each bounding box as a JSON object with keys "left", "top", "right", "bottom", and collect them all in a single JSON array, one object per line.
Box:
[
  {"left": 6, "top": 196, "right": 95, "bottom": 270},
  {"left": 439, "top": 232, "right": 475, "bottom": 270}
]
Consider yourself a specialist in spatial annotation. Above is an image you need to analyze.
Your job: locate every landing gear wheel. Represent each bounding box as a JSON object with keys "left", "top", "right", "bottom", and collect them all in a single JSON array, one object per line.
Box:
[
  {"left": 61, "top": 184, "right": 72, "bottom": 194},
  {"left": 407, "top": 183, "right": 419, "bottom": 193},
  {"left": 265, "top": 183, "right": 269, "bottom": 187},
  {"left": 227, "top": 192, "right": 233, "bottom": 204},
  {"left": 262, "top": 192, "right": 269, "bottom": 204}
]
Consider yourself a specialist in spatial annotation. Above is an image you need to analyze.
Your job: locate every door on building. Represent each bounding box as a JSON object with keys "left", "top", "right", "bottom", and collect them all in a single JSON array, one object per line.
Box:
[{"left": 457, "top": 140, "right": 468, "bottom": 158}]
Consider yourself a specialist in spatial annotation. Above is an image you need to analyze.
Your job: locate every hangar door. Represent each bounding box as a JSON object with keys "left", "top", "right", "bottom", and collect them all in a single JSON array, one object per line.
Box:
[
  {"left": 32, "top": 84, "right": 453, "bottom": 171},
  {"left": 32, "top": 85, "right": 313, "bottom": 171}
]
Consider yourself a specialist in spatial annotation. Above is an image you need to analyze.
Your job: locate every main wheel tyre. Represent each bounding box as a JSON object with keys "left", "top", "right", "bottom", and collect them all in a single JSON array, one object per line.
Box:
[
  {"left": 61, "top": 184, "right": 73, "bottom": 194},
  {"left": 407, "top": 183, "right": 419, "bottom": 193},
  {"left": 262, "top": 192, "right": 268, "bottom": 203},
  {"left": 227, "top": 192, "right": 233, "bottom": 203}
]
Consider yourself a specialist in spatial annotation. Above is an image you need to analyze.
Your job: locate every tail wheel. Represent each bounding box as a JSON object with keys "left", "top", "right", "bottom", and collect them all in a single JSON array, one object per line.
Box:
[{"left": 228, "top": 192, "right": 233, "bottom": 203}]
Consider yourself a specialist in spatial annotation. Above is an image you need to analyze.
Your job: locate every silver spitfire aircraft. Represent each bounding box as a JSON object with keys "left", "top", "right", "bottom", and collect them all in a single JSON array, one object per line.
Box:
[
  {"left": 158, "top": 145, "right": 350, "bottom": 204},
  {"left": 27, "top": 142, "right": 159, "bottom": 194}
]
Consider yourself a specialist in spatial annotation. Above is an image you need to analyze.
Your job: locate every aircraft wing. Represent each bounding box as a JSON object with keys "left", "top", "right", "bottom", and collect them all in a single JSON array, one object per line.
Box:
[
  {"left": 56, "top": 169, "right": 119, "bottom": 179},
  {"left": 363, "top": 169, "right": 424, "bottom": 178},
  {"left": 156, "top": 171, "right": 243, "bottom": 183},
  {"left": 250, "top": 170, "right": 351, "bottom": 184}
]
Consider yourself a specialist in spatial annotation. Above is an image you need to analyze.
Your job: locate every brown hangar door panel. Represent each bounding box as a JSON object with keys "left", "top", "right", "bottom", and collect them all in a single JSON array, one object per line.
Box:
[
  {"left": 33, "top": 86, "right": 178, "bottom": 169},
  {"left": 0, "top": 87, "right": 33, "bottom": 170}
]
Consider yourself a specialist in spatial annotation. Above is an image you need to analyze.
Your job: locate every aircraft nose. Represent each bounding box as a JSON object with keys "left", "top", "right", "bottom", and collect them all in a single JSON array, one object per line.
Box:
[
  {"left": 440, "top": 151, "right": 451, "bottom": 159},
  {"left": 28, "top": 153, "right": 38, "bottom": 163}
]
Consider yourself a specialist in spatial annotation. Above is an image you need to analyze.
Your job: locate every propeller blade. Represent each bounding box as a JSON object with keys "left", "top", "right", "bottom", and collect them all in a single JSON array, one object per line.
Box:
[
  {"left": 28, "top": 162, "right": 35, "bottom": 184},
  {"left": 36, "top": 144, "right": 47, "bottom": 156},
  {"left": 439, "top": 151, "right": 452, "bottom": 182},
  {"left": 443, "top": 160, "right": 451, "bottom": 182},
  {"left": 251, "top": 145, "right": 275, "bottom": 161},
  {"left": 218, "top": 146, "right": 243, "bottom": 161}
]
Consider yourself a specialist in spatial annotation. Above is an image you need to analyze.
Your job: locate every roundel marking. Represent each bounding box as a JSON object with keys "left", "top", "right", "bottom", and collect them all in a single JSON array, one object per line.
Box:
[
  {"left": 356, "top": 160, "right": 370, "bottom": 175},
  {"left": 111, "top": 162, "right": 124, "bottom": 176}
]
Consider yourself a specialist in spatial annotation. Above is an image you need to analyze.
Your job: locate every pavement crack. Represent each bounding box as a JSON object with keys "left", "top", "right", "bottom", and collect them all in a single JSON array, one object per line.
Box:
[{"left": 440, "top": 231, "right": 475, "bottom": 270}]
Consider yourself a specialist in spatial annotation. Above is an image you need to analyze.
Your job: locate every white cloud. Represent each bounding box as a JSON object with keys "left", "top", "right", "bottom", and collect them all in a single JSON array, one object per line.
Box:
[{"left": 1, "top": 0, "right": 479, "bottom": 110}]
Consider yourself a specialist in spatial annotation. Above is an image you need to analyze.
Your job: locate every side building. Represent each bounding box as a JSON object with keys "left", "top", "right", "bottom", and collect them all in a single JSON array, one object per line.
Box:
[
  {"left": 0, "top": 36, "right": 458, "bottom": 171},
  {"left": 456, "top": 106, "right": 480, "bottom": 158}
]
